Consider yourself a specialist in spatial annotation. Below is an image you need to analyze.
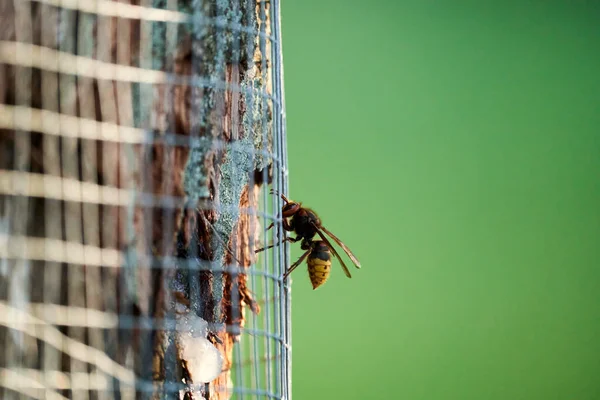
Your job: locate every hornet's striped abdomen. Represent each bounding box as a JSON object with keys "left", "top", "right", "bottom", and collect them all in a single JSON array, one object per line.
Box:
[{"left": 307, "top": 241, "right": 331, "bottom": 290}]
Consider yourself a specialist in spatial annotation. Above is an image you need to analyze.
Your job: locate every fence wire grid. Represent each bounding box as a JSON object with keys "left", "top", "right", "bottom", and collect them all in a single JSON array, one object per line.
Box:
[{"left": 0, "top": 0, "right": 291, "bottom": 399}]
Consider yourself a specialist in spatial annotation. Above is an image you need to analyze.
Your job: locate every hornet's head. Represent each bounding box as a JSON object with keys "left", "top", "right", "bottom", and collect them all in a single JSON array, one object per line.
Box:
[{"left": 282, "top": 201, "right": 301, "bottom": 217}]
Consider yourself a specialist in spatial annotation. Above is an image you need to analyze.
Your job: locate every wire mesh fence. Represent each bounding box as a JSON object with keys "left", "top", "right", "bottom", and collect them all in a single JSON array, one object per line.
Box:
[{"left": 0, "top": 0, "right": 290, "bottom": 399}]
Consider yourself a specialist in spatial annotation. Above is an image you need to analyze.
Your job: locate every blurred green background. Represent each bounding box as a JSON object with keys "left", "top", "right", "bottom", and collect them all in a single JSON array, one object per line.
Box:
[{"left": 280, "top": 1, "right": 600, "bottom": 399}]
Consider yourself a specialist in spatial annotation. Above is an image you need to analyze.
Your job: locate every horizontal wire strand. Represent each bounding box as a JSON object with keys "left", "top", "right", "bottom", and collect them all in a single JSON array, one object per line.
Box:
[
  {"left": 0, "top": 302, "right": 286, "bottom": 343},
  {"left": 0, "top": 234, "right": 285, "bottom": 283},
  {"left": 0, "top": 368, "right": 281, "bottom": 398},
  {"left": 26, "top": 0, "right": 277, "bottom": 41},
  {"left": 0, "top": 105, "right": 282, "bottom": 161},
  {"left": 0, "top": 41, "right": 277, "bottom": 101},
  {"left": 0, "top": 369, "right": 69, "bottom": 400},
  {"left": 0, "top": 170, "right": 282, "bottom": 220}
]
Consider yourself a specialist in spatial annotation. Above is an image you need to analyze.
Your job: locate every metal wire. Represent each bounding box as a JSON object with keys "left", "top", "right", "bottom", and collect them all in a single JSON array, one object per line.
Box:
[{"left": 0, "top": 0, "right": 290, "bottom": 399}]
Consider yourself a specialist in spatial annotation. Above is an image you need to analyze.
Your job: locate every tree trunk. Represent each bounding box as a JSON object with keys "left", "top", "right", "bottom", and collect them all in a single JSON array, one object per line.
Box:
[{"left": 0, "top": 0, "right": 275, "bottom": 399}]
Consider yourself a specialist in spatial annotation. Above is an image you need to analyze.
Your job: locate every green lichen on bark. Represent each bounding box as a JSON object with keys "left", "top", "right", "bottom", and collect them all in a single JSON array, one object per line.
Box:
[
  {"left": 183, "top": 137, "right": 212, "bottom": 199},
  {"left": 241, "top": 72, "right": 272, "bottom": 171},
  {"left": 209, "top": 134, "right": 255, "bottom": 319},
  {"left": 187, "top": 0, "right": 259, "bottom": 132},
  {"left": 152, "top": 0, "right": 168, "bottom": 70},
  {"left": 203, "top": 0, "right": 257, "bottom": 66}
]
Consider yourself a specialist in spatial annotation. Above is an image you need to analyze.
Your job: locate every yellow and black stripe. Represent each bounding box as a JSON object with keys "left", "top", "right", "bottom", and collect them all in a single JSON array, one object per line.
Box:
[{"left": 307, "top": 241, "right": 331, "bottom": 290}]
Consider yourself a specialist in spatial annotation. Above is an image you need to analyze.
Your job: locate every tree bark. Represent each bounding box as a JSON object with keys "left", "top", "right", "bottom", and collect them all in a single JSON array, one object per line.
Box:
[{"left": 0, "top": 1, "right": 273, "bottom": 399}]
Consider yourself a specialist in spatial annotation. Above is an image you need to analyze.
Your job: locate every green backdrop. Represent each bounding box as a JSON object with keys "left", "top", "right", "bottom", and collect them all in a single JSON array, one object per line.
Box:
[{"left": 280, "top": 1, "right": 600, "bottom": 399}]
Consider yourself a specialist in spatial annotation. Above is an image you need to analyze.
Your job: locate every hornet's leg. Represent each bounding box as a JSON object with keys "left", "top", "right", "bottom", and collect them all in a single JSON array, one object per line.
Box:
[
  {"left": 269, "top": 188, "right": 291, "bottom": 204},
  {"left": 283, "top": 249, "right": 311, "bottom": 280},
  {"left": 265, "top": 216, "right": 293, "bottom": 232},
  {"left": 255, "top": 236, "right": 300, "bottom": 253}
]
